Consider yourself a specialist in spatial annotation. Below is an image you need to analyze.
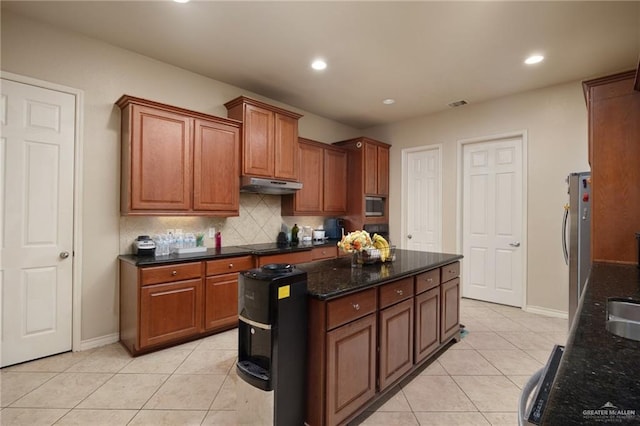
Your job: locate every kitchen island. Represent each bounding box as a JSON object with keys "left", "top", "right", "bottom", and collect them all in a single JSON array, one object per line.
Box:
[
  {"left": 541, "top": 263, "right": 640, "bottom": 425},
  {"left": 298, "top": 250, "right": 463, "bottom": 426}
]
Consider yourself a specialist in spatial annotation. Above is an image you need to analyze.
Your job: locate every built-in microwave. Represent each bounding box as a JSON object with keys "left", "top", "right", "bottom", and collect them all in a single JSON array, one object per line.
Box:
[{"left": 365, "top": 196, "right": 385, "bottom": 217}]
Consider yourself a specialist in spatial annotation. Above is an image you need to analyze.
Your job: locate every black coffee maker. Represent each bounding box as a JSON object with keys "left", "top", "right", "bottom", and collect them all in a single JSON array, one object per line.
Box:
[{"left": 324, "top": 218, "right": 345, "bottom": 239}]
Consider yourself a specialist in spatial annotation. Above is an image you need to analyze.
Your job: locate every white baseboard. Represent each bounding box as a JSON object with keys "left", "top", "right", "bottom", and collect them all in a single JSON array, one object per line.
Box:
[
  {"left": 524, "top": 305, "right": 568, "bottom": 319},
  {"left": 78, "top": 332, "right": 120, "bottom": 351}
]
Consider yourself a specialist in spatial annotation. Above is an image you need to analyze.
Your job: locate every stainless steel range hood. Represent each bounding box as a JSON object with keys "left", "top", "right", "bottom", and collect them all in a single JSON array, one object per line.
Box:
[{"left": 240, "top": 176, "right": 302, "bottom": 195}]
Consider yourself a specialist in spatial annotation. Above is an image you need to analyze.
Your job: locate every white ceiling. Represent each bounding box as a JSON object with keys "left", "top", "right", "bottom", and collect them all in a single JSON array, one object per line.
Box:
[{"left": 3, "top": 1, "right": 639, "bottom": 129}]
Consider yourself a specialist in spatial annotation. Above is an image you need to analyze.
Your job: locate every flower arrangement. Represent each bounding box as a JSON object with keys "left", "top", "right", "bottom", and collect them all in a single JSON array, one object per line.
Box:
[{"left": 337, "top": 230, "right": 373, "bottom": 253}]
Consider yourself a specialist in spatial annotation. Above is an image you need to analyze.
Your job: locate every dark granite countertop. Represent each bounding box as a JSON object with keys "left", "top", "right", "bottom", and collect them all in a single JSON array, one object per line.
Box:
[
  {"left": 297, "top": 249, "right": 462, "bottom": 300},
  {"left": 542, "top": 262, "right": 640, "bottom": 425},
  {"left": 119, "top": 239, "right": 342, "bottom": 266},
  {"left": 119, "top": 246, "right": 255, "bottom": 266}
]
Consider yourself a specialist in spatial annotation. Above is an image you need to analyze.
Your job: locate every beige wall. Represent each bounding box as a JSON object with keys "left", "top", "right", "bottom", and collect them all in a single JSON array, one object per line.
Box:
[
  {"left": 2, "top": 9, "right": 591, "bottom": 345},
  {"left": 1, "top": 11, "right": 359, "bottom": 344},
  {"left": 364, "top": 82, "right": 590, "bottom": 313}
]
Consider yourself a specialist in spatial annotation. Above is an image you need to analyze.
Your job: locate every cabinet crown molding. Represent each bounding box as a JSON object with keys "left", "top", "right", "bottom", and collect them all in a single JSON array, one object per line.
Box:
[{"left": 224, "top": 95, "right": 303, "bottom": 120}]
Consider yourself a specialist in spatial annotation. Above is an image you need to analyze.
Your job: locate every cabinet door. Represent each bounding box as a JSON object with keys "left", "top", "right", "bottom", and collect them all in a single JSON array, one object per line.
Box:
[
  {"left": 324, "top": 148, "right": 348, "bottom": 213},
  {"left": 377, "top": 146, "right": 389, "bottom": 195},
  {"left": 243, "top": 103, "right": 274, "bottom": 177},
  {"left": 204, "top": 273, "right": 238, "bottom": 331},
  {"left": 193, "top": 119, "right": 240, "bottom": 213},
  {"left": 441, "top": 278, "right": 460, "bottom": 342},
  {"left": 415, "top": 287, "right": 440, "bottom": 363},
  {"left": 130, "top": 105, "right": 192, "bottom": 211},
  {"left": 364, "top": 142, "right": 378, "bottom": 195},
  {"left": 326, "top": 313, "right": 376, "bottom": 425},
  {"left": 295, "top": 142, "right": 323, "bottom": 213},
  {"left": 379, "top": 298, "right": 414, "bottom": 391},
  {"left": 274, "top": 113, "right": 299, "bottom": 180},
  {"left": 140, "top": 278, "right": 203, "bottom": 348}
]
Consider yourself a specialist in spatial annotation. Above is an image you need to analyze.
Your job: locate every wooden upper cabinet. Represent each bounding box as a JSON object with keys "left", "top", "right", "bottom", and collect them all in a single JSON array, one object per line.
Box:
[
  {"left": 583, "top": 71, "right": 640, "bottom": 264},
  {"left": 363, "top": 142, "right": 390, "bottom": 196},
  {"left": 364, "top": 143, "right": 378, "bottom": 195},
  {"left": 333, "top": 137, "right": 391, "bottom": 229},
  {"left": 294, "top": 140, "right": 324, "bottom": 213},
  {"left": 225, "top": 96, "right": 302, "bottom": 181},
  {"left": 242, "top": 103, "right": 274, "bottom": 177},
  {"left": 281, "top": 138, "right": 347, "bottom": 216},
  {"left": 193, "top": 119, "right": 240, "bottom": 214},
  {"left": 324, "top": 147, "right": 348, "bottom": 212},
  {"left": 127, "top": 104, "right": 193, "bottom": 211},
  {"left": 117, "top": 95, "right": 241, "bottom": 216},
  {"left": 377, "top": 146, "right": 389, "bottom": 195},
  {"left": 274, "top": 113, "right": 299, "bottom": 180}
]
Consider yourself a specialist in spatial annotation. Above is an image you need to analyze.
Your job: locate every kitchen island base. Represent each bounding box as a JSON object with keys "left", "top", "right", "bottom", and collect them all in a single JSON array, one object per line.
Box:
[{"left": 301, "top": 254, "right": 462, "bottom": 426}]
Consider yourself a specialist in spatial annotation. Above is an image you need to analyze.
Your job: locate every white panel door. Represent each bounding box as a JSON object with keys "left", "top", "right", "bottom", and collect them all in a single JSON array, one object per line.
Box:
[
  {"left": 462, "top": 138, "right": 523, "bottom": 306},
  {"left": 405, "top": 147, "right": 441, "bottom": 252},
  {"left": 1, "top": 79, "right": 75, "bottom": 367}
]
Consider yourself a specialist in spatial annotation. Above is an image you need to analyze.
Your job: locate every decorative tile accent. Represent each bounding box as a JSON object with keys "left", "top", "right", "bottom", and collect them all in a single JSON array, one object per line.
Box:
[{"left": 119, "top": 193, "right": 326, "bottom": 254}]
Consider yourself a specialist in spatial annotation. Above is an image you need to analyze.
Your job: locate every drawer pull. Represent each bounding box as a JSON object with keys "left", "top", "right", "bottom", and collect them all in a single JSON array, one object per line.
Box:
[
  {"left": 352, "top": 303, "right": 360, "bottom": 311},
  {"left": 396, "top": 289, "right": 404, "bottom": 296},
  {"left": 171, "top": 270, "right": 177, "bottom": 276},
  {"left": 229, "top": 263, "right": 234, "bottom": 268},
  {"left": 427, "top": 278, "right": 433, "bottom": 282}
]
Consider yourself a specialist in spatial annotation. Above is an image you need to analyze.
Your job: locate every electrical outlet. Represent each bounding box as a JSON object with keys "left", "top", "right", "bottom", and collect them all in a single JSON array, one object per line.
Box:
[
  {"left": 209, "top": 227, "right": 216, "bottom": 238},
  {"left": 166, "top": 229, "right": 175, "bottom": 235}
]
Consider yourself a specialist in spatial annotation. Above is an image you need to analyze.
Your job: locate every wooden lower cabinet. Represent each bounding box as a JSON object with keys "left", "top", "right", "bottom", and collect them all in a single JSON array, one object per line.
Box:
[
  {"left": 140, "top": 278, "right": 203, "bottom": 348},
  {"left": 204, "top": 255, "right": 253, "bottom": 332},
  {"left": 256, "top": 250, "right": 313, "bottom": 267},
  {"left": 414, "top": 287, "right": 440, "bottom": 363},
  {"left": 204, "top": 274, "right": 238, "bottom": 331},
  {"left": 441, "top": 277, "right": 460, "bottom": 342},
  {"left": 120, "top": 255, "right": 253, "bottom": 355},
  {"left": 307, "top": 261, "right": 461, "bottom": 425},
  {"left": 378, "top": 298, "right": 414, "bottom": 391},
  {"left": 326, "top": 313, "right": 377, "bottom": 426}
]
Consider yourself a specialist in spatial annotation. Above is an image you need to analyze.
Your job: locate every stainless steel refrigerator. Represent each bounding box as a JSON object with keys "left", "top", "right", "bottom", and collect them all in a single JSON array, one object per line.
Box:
[{"left": 562, "top": 172, "right": 591, "bottom": 327}]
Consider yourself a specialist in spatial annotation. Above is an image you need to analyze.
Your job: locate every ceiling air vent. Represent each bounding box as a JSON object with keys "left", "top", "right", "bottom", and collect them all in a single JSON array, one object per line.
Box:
[{"left": 448, "top": 100, "right": 468, "bottom": 108}]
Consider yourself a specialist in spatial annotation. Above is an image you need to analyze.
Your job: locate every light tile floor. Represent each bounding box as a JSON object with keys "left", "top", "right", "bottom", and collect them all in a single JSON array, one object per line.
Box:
[{"left": 1, "top": 298, "right": 567, "bottom": 425}]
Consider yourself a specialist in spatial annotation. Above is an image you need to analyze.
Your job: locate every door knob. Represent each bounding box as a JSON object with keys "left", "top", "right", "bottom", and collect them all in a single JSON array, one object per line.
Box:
[
  {"left": 59, "top": 251, "right": 70, "bottom": 259},
  {"left": 407, "top": 234, "right": 413, "bottom": 239},
  {"left": 509, "top": 242, "right": 521, "bottom": 247}
]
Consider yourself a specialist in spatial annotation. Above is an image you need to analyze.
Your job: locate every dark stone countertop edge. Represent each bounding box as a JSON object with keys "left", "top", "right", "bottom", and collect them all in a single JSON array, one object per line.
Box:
[
  {"left": 541, "top": 262, "right": 640, "bottom": 425},
  {"left": 300, "top": 252, "right": 463, "bottom": 301},
  {"left": 118, "top": 239, "right": 342, "bottom": 266}
]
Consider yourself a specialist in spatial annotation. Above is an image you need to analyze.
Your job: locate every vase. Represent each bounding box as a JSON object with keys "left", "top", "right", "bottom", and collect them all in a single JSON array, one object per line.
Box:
[{"left": 351, "top": 251, "right": 363, "bottom": 268}]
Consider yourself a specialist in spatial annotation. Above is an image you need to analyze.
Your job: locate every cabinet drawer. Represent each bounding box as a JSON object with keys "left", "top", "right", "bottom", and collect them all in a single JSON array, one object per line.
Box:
[
  {"left": 140, "top": 262, "right": 202, "bottom": 286},
  {"left": 415, "top": 269, "right": 440, "bottom": 294},
  {"left": 379, "top": 277, "right": 414, "bottom": 309},
  {"left": 311, "top": 246, "right": 337, "bottom": 261},
  {"left": 441, "top": 261, "right": 460, "bottom": 283},
  {"left": 206, "top": 256, "right": 253, "bottom": 276},
  {"left": 327, "top": 288, "right": 377, "bottom": 330},
  {"left": 257, "top": 250, "right": 312, "bottom": 267}
]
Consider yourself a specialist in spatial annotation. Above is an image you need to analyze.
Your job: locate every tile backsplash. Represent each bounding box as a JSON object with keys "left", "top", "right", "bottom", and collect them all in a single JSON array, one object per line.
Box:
[{"left": 120, "top": 193, "right": 326, "bottom": 254}]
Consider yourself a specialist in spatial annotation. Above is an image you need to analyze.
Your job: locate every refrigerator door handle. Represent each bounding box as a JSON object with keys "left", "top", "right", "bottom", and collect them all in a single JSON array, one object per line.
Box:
[{"left": 562, "top": 204, "right": 569, "bottom": 265}]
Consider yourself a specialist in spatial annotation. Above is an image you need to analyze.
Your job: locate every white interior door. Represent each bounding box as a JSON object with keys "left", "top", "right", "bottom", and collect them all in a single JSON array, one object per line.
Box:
[
  {"left": 462, "top": 137, "right": 524, "bottom": 307},
  {"left": 1, "top": 78, "right": 76, "bottom": 367},
  {"left": 404, "top": 146, "right": 441, "bottom": 251}
]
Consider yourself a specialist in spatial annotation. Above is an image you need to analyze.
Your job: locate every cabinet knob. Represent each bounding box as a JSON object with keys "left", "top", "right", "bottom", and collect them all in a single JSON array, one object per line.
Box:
[
  {"left": 229, "top": 263, "right": 234, "bottom": 268},
  {"left": 396, "top": 289, "right": 404, "bottom": 295},
  {"left": 171, "top": 270, "right": 177, "bottom": 276},
  {"left": 352, "top": 303, "right": 360, "bottom": 311}
]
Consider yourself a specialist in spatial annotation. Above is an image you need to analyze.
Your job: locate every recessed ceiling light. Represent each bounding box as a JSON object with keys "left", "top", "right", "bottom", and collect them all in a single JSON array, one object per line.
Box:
[
  {"left": 311, "top": 59, "right": 327, "bottom": 71},
  {"left": 525, "top": 55, "right": 544, "bottom": 65},
  {"left": 382, "top": 99, "right": 395, "bottom": 105},
  {"left": 174, "top": 0, "right": 190, "bottom": 3}
]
